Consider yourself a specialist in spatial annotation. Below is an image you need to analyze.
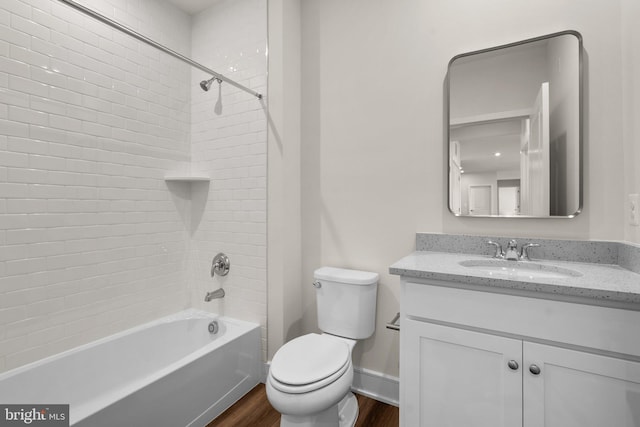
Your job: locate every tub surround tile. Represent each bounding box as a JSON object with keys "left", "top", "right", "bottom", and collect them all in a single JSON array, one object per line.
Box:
[{"left": 392, "top": 233, "right": 640, "bottom": 309}]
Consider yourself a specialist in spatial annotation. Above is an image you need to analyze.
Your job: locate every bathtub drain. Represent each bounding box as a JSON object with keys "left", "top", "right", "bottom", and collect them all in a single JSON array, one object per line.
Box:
[{"left": 208, "top": 321, "right": 219, "bottom": 334}]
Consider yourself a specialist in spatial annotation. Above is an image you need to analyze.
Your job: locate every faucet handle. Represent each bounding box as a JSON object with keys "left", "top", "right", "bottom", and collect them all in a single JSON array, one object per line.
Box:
[
  {"left": 520, "top": 243, "right": 540, "bottom": 261},
  {"left": 507, "top": 239, "right": 518, "bottom": 250},
  {"left": 486, "top": 240, "right": 504, "bottom": 258},
  {"left": 211, "top": 253, "right": 230, "bottom": 277}
]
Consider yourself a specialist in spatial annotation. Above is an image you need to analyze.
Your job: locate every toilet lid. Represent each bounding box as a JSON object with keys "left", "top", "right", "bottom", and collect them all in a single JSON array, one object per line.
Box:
[{"left": 270, "top": 334, "right": 350, "bottom": 386}]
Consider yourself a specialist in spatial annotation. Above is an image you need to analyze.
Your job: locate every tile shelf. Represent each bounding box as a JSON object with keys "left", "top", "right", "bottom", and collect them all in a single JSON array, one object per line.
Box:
[{"left": 164, "top": 175, "right": 210, "bottom": 182}]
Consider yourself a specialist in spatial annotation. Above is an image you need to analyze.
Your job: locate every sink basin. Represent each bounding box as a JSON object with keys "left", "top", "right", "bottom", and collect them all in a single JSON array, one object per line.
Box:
[{"left": 458, "top": 259, "right": 583, "bottom": 280}]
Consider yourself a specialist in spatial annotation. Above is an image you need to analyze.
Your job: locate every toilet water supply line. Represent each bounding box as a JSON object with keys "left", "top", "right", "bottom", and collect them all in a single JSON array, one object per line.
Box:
[{"left": 55, "top": 0, "right": 263, "bottom": 100}]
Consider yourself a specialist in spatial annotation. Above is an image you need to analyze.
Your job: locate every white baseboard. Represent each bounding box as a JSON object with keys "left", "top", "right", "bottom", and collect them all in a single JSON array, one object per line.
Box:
[
  {"left": 351, "top": 366, "right": 399, "bottom": 407},
  {"left": 262, "top": 362, "right": 399, "bottom": 408}
]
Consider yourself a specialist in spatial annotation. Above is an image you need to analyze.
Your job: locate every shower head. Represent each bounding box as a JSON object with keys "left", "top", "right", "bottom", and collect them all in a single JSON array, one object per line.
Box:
[
  {"left": 200, "top": 77, "right": 222, "bottom": 92},
  {"left": 200, "top": 78, "right": 214, "bottom": 92}
]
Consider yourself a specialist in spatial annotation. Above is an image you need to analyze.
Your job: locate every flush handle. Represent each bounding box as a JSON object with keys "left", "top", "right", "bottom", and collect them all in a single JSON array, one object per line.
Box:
[{"left": 312, "top": 280, "right": 322, "bottom": 288}]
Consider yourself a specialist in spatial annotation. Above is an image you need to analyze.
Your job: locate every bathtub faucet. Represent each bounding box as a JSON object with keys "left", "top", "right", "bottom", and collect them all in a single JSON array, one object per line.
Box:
[{"left": 205, "top": 288, "right": 225, "bottom": 302}]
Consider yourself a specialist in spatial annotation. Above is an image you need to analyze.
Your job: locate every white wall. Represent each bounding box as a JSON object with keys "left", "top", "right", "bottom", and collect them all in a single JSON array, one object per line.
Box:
[
  {"left": 0, "top": 0, "right": 192, "bottom": 372},
  {"left": 266, "top": 0, "right": 303, "bottom": 360},
  {"left": 622, "top": 0, "right": 640, "bottom": 244},
  {"left": 294, "top": 0, "right": 631, "bottom": 379}
]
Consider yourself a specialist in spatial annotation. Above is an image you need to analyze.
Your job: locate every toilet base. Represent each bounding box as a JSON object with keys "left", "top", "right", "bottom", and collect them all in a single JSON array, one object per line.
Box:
[
  {"left": 338, "top": 392, "right": 359, "bottom": 427},
  {"left": 279, "top": 392, "right": 359, "bottom": 427}
]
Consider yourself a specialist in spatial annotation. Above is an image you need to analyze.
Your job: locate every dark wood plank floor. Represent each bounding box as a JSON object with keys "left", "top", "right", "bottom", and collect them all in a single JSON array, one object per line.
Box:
[{"left": 207, "top": 383, "right": 399, "bottom": 427}]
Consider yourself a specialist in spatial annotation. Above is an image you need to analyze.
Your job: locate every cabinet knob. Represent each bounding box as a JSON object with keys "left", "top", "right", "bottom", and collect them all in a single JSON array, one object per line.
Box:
[
  {"left": 507, "top": 360, "right": 519, "bottom": 371},
  {"left": 529, "top": 364, "right": 541, "bottom": 375}
]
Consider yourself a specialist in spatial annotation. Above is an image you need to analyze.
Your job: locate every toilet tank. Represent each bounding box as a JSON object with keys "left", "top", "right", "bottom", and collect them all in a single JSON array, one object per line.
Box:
[{"left": 314, "top": 267, "right": 379, "bottom": 340}]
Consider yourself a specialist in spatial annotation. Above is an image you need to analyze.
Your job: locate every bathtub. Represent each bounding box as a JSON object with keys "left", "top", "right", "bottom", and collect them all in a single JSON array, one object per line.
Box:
[{"left": 0, "top": 309, "right": 262, "bottom": 427}]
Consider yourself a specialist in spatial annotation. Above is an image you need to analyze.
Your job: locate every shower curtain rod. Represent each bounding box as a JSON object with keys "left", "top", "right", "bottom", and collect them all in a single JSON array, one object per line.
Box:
[{"left": 56, "top": 0, "right": 263, "bottom": 100}]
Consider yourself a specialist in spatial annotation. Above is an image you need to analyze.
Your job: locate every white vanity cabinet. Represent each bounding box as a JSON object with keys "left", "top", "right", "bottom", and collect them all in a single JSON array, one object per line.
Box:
[
  {"left": 403, "top": 319, "right": 522, "bottom": 426},
  {"left": 400, "top": 280, "right": 640, "bottom": 427}
]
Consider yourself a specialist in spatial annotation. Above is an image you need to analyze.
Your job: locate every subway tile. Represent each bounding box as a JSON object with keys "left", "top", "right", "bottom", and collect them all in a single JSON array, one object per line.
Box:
[
  {"left": 0, "top": 38, "right": 9, "bottom": 58},
  {"left": 67, "top": 22, "right": 101, "bottom": 48},
  {"left": 82, "top": 121, "right": 112, "bottom": 138},
  {"left": 66, "top": 78, "right": 99, "bottom": 97},
  {"left": 6, "top": 167, "right": 48, "bottom": 184},
  {"left": 31, "top": 38, "right": 68, "bottom": 61},
  {"left": 9, "top": 75, "right": 48, "bottom": 97},
  {"left": 49, "top": 57, "right": 83, "bottom": 81},
  {"left": 30, "top": 66, "right": 66, "bottom": 88},
  {"left": 49, "top": 87, "right": 83, "bottom": 105},
  {"left": 6, "top": 258, "right": 42, "bottom": 276},
  {"left": 8, "top": 106, "right": 48, "bottom": 126},
  {"left": 30, "top": 125, "right": 68, "bottom": 144},
  {"left": 30, "top": 96, "right": 67, "bottom": 116},
  {"left": 0, "top": 54, "right": 30, "bottom": 77},
  {"left": 50, "top": 30, "right": 84, "bottom": 55},
  {"left": 31, "top": 7, "right": 69, "bottom": 34},
  {"left": 10, "top": 14, "right": 50, "bottom": 41},
  {"left": 0, "top": 23, "right": 31, "bottom": 48},
  {"left": 96, "top": 112, "right": 124, "bottom": 128},
  {"left": 81, "top": 95, "right": 112, "bottom": 113},
  {"left": 64, "top": 104, "right": 98, "bottom": 122},
  {"left": 7, "top": 136, "right": 48, "bottom": 155},
  {"left": 28, "top": 0, "right": 52, "bottom": 14},
  {"left": 5, "top": 228, "right": 48, "bottom": 245},
  {"left": 0, "top": 183, "right": 29, "bottom": 200},
  {"left": 0, "top": 119, "right": 29, "bottom": 138},
  {"left": 6, "top": 199, "right": 47, "bottom": 214},
  {"left": 80, "top": 70, "right": 113, "bottom": 90},
  {"left": 28, "top": 154, "right": 67, "bottom": 171},
  {"left": 0, "top": 0, "right": 31, "bottom": 20},
  {"left": 98, "top": 87, "right": 126, "bottom": 104},
  {"left": 10, "top": 44, "right": 49, "bottom": 69},
  {"left": 49, "top": 114, "right": 82, "bottom": 132}
]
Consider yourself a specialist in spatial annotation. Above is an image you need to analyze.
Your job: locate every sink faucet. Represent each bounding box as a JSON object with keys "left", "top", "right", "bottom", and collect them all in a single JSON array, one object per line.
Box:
[
  {"left": 486, "top": 240, "right": 504, "bottom": 259},
  {"left": 519, "top": 243, "right": 540, "bottom": 261},
  {"left": 487, "top": 240, "right": 541, "bottom": 261},
  {"left": 505, "top": 239, "right": 519, "bottom": 261}
]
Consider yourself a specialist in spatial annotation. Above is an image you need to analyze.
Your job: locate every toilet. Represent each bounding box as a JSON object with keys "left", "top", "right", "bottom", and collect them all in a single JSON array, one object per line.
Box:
[{"left": 266, "top": 267, "right": 378, "bottom": 427}]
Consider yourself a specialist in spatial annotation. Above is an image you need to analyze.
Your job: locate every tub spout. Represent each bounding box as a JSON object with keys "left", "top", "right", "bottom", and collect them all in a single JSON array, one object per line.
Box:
[{"left": 205, "top": 288, "right": 225, "bottom": 302}]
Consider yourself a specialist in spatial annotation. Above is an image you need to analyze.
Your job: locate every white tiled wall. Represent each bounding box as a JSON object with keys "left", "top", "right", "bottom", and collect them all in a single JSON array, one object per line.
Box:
[
  {"left": 0, "top": 0, "right": 268, "bottom": 373},
  {"left": 188, "top": 0, "right": 268, "bottom": 358}
]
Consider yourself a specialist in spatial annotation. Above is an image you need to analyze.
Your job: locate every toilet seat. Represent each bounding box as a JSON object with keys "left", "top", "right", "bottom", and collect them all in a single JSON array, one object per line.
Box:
[{"left": 269, "top": 334, "right": 350, "bottom": 394}]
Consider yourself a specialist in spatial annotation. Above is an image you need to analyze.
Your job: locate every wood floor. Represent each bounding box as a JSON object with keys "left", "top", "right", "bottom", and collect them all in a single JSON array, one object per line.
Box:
[{"left": 206, "top": 384, "right": 399, "bottom": 427}]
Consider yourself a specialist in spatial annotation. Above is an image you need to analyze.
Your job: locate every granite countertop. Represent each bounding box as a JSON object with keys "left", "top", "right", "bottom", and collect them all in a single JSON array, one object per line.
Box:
[{"left": 390, "top": 250, "right": 640, "bottom": 308}]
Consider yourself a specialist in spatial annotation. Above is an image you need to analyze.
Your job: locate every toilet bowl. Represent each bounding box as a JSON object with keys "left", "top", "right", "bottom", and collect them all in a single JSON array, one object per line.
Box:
[
  {"left": 266, "top": 334, "right": 358, "bottom": 426},
  {"left": 266, "top": 267, "right": 379, "bottom": 427}
]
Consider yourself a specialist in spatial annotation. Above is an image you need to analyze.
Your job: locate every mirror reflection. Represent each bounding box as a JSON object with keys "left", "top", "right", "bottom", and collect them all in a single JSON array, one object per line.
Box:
[{"left": 448, "top": 31, "right": 582, "bottom": 218}]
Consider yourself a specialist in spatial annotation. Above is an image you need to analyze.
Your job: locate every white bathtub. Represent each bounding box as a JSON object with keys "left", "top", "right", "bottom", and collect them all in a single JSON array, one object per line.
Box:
[{"left": 0, "top": 309, "right": 262, "bottom": 427}]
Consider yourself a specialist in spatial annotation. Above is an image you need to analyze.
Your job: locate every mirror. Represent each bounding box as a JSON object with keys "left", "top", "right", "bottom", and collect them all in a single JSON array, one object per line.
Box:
[{"left": 447, "top": 31, "right": 582, "bottom": 218}]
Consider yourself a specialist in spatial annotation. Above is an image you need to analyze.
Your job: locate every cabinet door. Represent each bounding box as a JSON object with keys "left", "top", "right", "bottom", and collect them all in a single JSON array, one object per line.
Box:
[
  {"left": 401, "top": 319, "right": 522, "bottom": 427},
  {"left": 524, "top": 342, "right": 640, "bottom": 427}
]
